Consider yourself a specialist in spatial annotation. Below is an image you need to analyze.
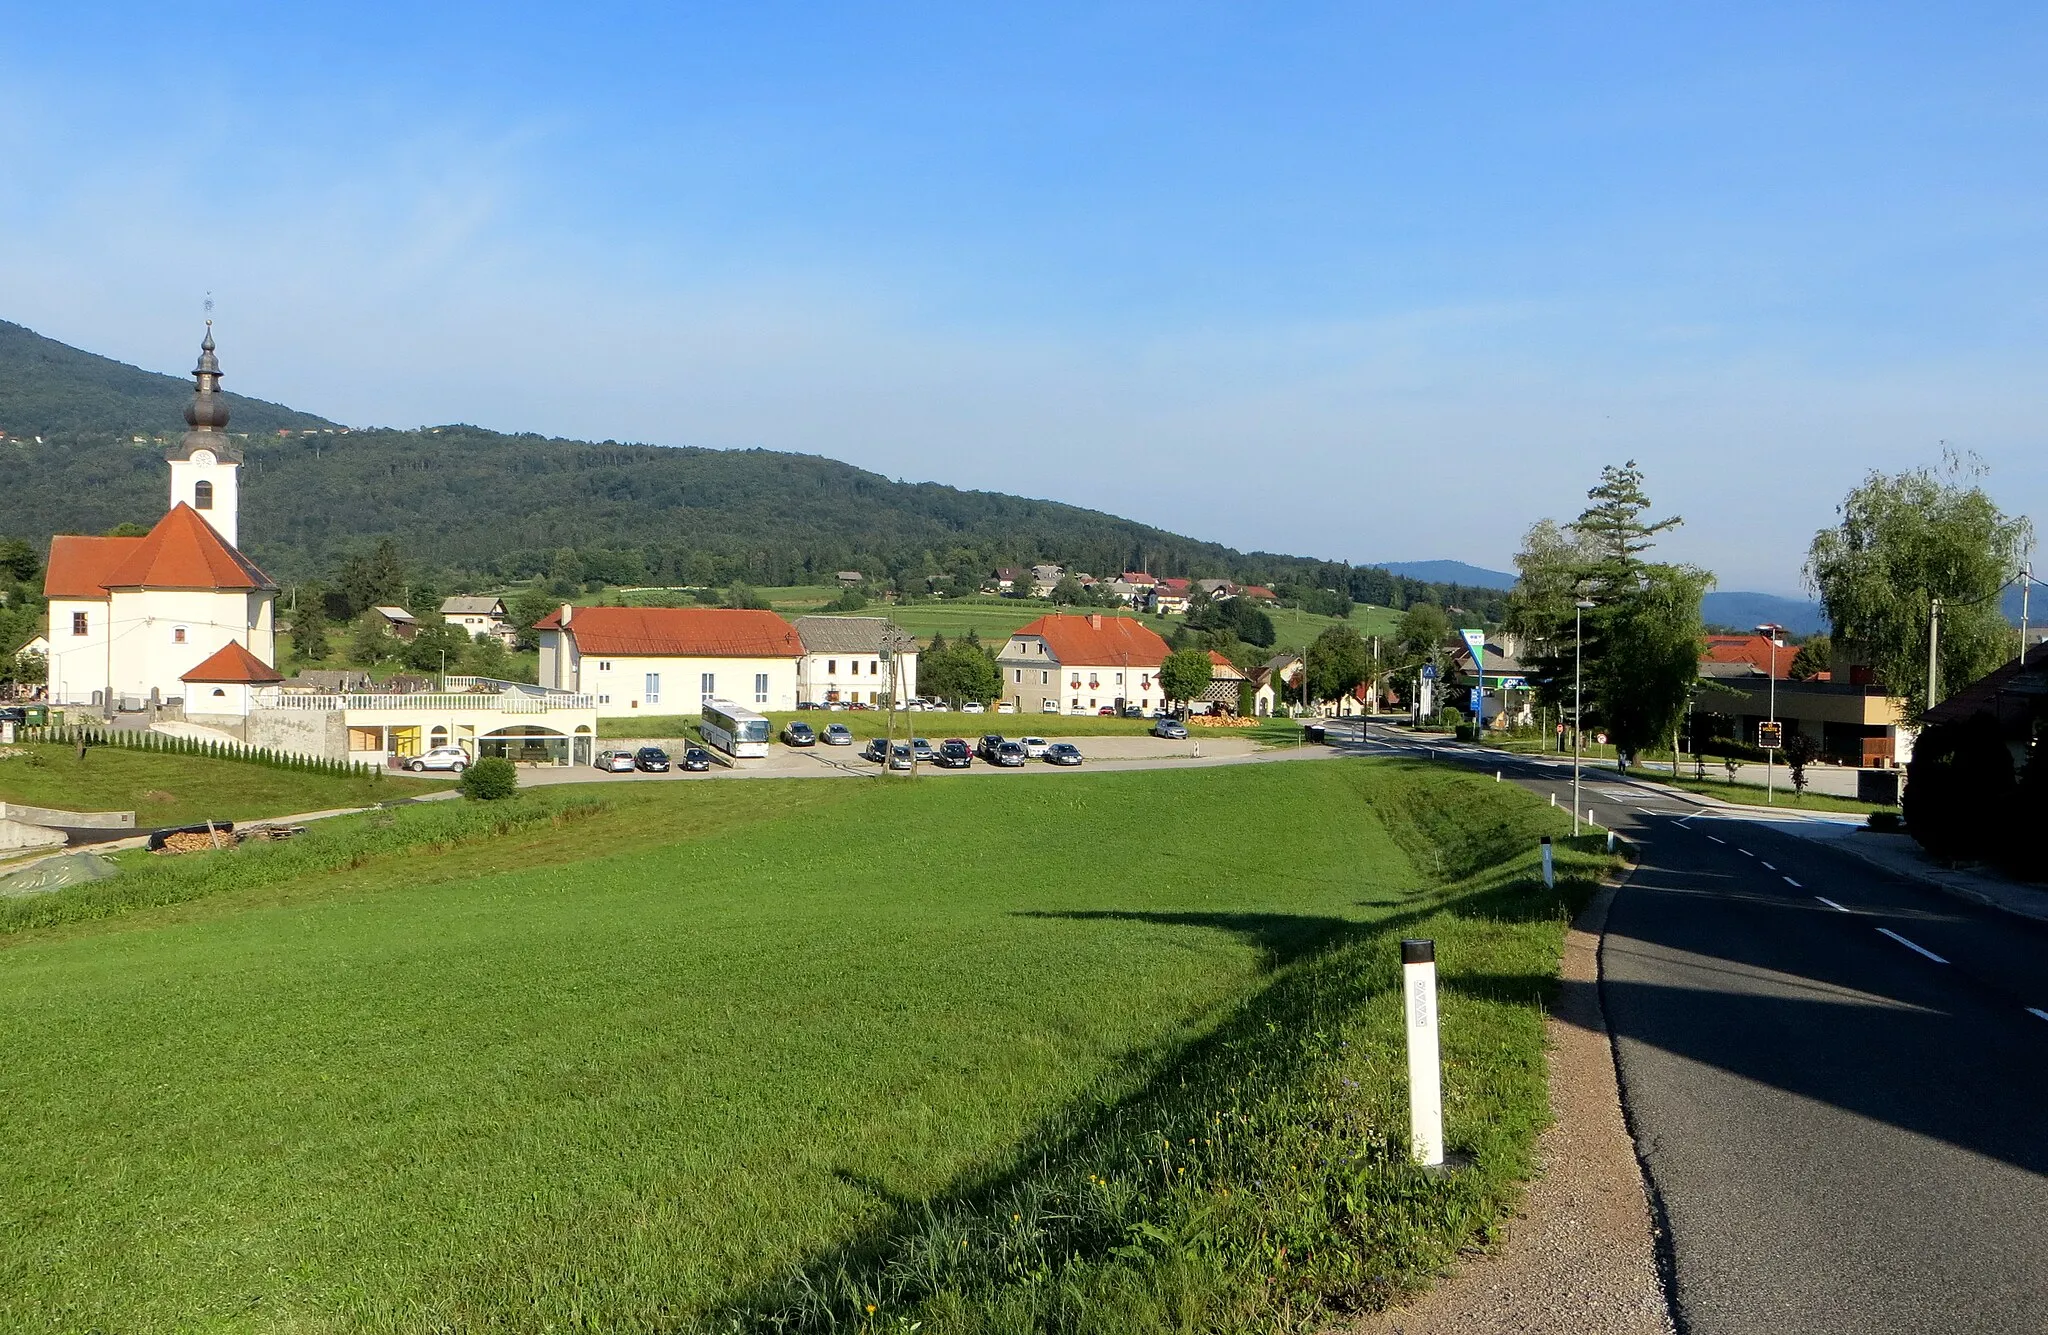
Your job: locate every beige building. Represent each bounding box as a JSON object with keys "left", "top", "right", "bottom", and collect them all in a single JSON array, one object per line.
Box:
[
  {"left": 441, "top": 596, "right": 518, "bottom": 647},
  {"left": 534, "top": 605, "right": 804, "bottom": 717},
  {"left": 793, "top": 616, "right": 918, "bottom": 706},
  {"left": 998, "top": 612, "right": 1171, "bottom": 716}
]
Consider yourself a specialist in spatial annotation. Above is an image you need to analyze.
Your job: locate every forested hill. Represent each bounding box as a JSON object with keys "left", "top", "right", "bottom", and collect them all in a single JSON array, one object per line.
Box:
[
  {"left": 0, "top": 318, "right": 1508, "bottom": 619},
  {"left": 0, "top": 320, "right": 334, "bottom": 439}
]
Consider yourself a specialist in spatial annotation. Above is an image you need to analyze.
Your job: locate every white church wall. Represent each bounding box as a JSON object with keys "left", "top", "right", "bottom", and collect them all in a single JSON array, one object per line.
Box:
[{"left": 106, "top": 588, "right": 266, "bottom": 706}]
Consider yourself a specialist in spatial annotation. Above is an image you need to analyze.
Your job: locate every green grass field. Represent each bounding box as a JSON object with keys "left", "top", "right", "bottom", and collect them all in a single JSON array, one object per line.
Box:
[
  {"left": 0, "top": 743, "right": 444, "bottom": 827},
  {"left": 0, "top": 761, "right": 1607, "bottom": 1331}
]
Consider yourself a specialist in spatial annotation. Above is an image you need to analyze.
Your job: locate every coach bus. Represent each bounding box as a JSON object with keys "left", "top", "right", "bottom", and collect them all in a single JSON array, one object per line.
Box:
[{"left": 700, "top": 699, "right": 772, "bottom": 758}]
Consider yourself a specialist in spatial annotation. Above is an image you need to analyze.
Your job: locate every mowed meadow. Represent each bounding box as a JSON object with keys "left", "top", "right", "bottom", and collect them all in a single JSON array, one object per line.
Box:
[{"left": 0, "top": 759, "right": 1608, "bottom": 1332}]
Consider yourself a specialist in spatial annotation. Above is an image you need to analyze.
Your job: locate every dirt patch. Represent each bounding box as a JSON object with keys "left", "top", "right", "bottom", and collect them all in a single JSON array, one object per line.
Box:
[{"left": 1338, "top": 880, "right": 1672, "bottom": 1335}]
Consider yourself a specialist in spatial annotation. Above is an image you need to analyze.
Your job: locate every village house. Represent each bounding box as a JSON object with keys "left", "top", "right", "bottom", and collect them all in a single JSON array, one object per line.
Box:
[
  {"left": 440, "top": 596, "right": 518, "bottom": 647},
  {"left": 1188, "top": 651, "right": 1249, "bottom": 715},
  {"left": 371, "top": 605, "right": 420, "bottom": 642},
  {"left": 792, "top": 616, "right": 919, "bottom": 706},
  {"left": 1689, "top": 631, "right": 1909, "bottom": 767},
  {"left": 534, "top": 605, "right": 804, "bottom": 717},
  {"left": 997, "top": 612, "right": 1171, "bottom": 715},
  {"left": 1251, "top": 652, "right": 1303, "bottom": 716},
  {"left": 1149, "top": 577, "right": 1192, "bottom": 615}
]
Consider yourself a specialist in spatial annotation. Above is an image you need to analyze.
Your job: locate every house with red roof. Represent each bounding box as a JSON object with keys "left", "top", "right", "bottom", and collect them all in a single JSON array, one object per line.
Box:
[
  {"left": 42, "top": 326, "right": 280, "bottom": 714},
  {"left": 997, "top": 612, "right": 1172, "bottom": 715},
  {"left": 1149, "top": 577, "right": 1192, "bottom": 616},
  {"left": 534, "top": 604, "right": 807, "bottom": 716}
]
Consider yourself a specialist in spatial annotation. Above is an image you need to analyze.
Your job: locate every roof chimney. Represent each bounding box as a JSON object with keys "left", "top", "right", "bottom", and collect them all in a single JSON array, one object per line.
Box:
[
  {"left": 560, "top": 602, "right": 574, "bottom": 626},
  {"left": 1088, "top": 613, "right": 1102, "bottom": 629}
]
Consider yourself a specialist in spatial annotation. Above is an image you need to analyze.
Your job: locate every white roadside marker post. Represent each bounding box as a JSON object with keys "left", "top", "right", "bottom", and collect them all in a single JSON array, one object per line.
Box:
[
  {"left": 1541, "top": 835, "right": 1555, "bottom": 888},
  {"left": 1403, "top": 938, "right": 1445, "bottom": 1167},
  {"left": 1550, "top": 792, "right": 1557, "bottom": 807},
  {"left": 1606, "top": 829, "right": 1616, "bottom": 853}
]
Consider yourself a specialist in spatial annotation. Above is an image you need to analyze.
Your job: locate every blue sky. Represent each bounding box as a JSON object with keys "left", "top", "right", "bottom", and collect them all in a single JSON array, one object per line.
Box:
[{"left": 3, "top": 3, "right": 2044, "bottom": 593}]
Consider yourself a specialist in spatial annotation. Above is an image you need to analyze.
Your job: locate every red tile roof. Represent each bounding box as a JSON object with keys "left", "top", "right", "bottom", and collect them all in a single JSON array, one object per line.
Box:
[
  {"left": 1014, "top": 613, "right": 1170, "bottom": 668},
  {"left": 1156, "top": 577, "right": 1191, "bottom": 593},
  {"left": 99, "top": 505, "right": 274, "bottom": 592},
  {"left": 181, "top": 640, "right": 285, "bottom": 684},
  {"left": 1702, "top": 634, "right": 1792, "bottom": 679},
  {"left": 45, "top": 535, "right": 147, "bottom": 599},
  {"left": 532, "top": 605, "right": 804, "bottom": 657},
  {"left": 1121, "top": 571, "right": 1158, "bottom": 585}
]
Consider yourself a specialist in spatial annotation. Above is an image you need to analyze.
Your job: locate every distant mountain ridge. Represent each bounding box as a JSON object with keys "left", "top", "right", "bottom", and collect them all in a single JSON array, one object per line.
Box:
[
  {"left": 0, "top": 320, "right": 332, "bottom": 439},
  {"left": 1375, "top": 558, "right": 1829, "bottom": 636}
]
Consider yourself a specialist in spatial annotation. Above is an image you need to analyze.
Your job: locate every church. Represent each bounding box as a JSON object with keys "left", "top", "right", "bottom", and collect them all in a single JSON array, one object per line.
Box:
[{"left": 42, "top": 326, "right": 281, "bottom": 714}]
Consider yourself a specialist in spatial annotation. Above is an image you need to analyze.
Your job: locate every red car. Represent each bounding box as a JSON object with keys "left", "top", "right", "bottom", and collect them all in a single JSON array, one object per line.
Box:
[{"left": 1098, "top": 706, "right": 1116, "bottom": 716}]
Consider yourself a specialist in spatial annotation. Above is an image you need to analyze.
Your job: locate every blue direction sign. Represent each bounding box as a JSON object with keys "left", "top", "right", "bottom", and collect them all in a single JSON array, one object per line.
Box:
[{"left": 1420, "top": 664, "right": 1438, "bottom": 680}]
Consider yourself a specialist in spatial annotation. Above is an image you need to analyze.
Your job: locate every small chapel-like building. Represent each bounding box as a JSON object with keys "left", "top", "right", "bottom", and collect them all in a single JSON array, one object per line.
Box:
[{"left": 43, "top": 326, "right": 280, "bottom": 714}]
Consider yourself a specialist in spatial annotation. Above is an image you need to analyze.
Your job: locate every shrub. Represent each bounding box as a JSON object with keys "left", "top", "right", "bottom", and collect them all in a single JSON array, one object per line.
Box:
[
  {"left": 1436, "top": 707, "right": 1462, "bottom": 730},
  {"left": 459, "top": 756, "right": 519, "bottom": 800},
  {"left": 1867, "top": 810, "right": 1903, "bottom": 832},
  {"left": 1902, "top": 712, "right": 2013, "bottom": 862}
]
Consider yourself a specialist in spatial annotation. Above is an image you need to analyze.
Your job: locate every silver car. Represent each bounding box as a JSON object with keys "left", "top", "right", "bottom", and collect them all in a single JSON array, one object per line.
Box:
[
  {"left": 594, "top": 749, "right": 637, "bottom": 773},
  {"left": 1021, "top": 736, "right": 1049, "bottom": 758},
  {"left": 888, "top": 743, "right": 914, "bottom": 771},
  {"left": 824, "top": 723, "right": 854, "bottom": 745}
]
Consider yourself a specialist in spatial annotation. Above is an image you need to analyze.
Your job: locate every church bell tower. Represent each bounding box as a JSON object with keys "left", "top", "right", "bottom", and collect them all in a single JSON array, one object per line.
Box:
[{"left": 165, "top": 321, "right": 242, "bottom": 548}]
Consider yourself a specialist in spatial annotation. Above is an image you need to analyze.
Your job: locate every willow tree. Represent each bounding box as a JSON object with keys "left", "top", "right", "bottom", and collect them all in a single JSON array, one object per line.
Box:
[{"left": 1806, "top": 457, "right": 2031, "bottom": 716}]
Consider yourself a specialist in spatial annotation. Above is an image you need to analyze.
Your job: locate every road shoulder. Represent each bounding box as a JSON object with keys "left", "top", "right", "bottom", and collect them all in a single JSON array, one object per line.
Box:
[{"left": 1340, "top": 879, "right": 1674, "bottom": 1335}]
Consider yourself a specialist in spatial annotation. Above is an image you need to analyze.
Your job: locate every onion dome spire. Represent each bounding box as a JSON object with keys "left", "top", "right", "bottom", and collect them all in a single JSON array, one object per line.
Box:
[{"left": 169, "top": 319, "right": 242, "bottom": 463}]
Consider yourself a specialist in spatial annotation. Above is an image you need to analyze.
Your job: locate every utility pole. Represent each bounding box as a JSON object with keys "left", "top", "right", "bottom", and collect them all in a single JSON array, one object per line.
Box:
[
  {"left": 2021, "top": 565, "right": 2033, "bottom": 665},
  {"left": 1757, "top": 624, "right": 1779, "bottom": 805},
  {"left": 1573, "top": 598, "right": 1593, "bottom": 836},
  {"left": 1927, "top": 596, "right": 1943, "bottom": 711}
]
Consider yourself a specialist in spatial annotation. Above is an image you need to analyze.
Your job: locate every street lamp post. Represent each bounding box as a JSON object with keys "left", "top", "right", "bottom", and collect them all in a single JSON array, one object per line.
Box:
[
  {"left": 1757, "top": 623, "right": 1780, "bottom": 805},
  {"left": 1573, "top": 598, "right": 1593, "bottom": 836}
]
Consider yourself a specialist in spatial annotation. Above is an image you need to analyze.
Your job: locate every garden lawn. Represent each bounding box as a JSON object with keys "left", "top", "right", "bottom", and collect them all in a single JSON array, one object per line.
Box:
[
  {"left": 0, "top": 760, "right": 1603, "bottom": 1332},
  {"left": 0, "top": 743, "right": 443, "bottom": 827}
]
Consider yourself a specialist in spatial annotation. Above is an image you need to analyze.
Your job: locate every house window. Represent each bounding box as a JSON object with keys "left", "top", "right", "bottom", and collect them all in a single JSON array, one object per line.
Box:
[
  {"left": 1041, "top": 670, "right": 1049, "bottom": 685},
  {"left": 828, "top": 659, "right": 837, "bottom": 675},
  {"left": 869, "top": 660, "right": 879, "bottom": 675},
  {"left": 193, "top": 480, "right": 213, "bottom": 510},
  {"left": 598, "top": 694, "right": 610, "bottom": 705},
  {"left": 1115, "top": 672, "right": 1123, "bottom": 685},
  {"left": 173, "top": 626, "right": 187, "bottom": 644},
  {"left": 1014, "top": 668, "right": 1023, "bottom": 683},
  {"left": 700, "top": 672, "right": 715, "bottom": 701},
  {"left": 645, "top": 673, "right": 661, "bottom": 705},
  {"left": 598, "top": 661, "right": 611, "bottom": 671},
  {"left": 72, "top": 611, "right": 88, "bottom": 636},
  {"left": 754, "top": 672, "right": 769, "bottom": 704}
]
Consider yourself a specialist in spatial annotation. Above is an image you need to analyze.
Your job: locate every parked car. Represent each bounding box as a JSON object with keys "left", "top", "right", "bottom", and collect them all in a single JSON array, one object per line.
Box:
[
  {"left": 634, "top": 746, "right": 671, "bottom": 772},
  {"left": 1041, "top": 699, "right": 1061, "bottom": 713},
  {"left": 962, "top": 701, "right": 985, "bottom": 714},
  {"left": 976, "top": 733, "right": 1006, "bottom": 761},
  {"left": 680, "top": 747, "right": 712, "bottom": 772},
  {"left": 1152, "top": 718, "right": 1189, "bottom": 740},
  {"left": 936, "top": 738, "right": 973, "bottom": 768},
  {"left": 888, "top": 743, "right": 914, "bottom": 771},
  {"left": 782, "top": 721, "right": 817, "bottom": 746},
  {"left": 1045, "top": 742, "right": 1083, "bottom": 766},
  {"left": 993, "top": 741, "right": 1027, "bottom": 767},
  {"left": 407, "top": 745, "right": 472, "bottom": 773},
  {"left": 911, "top": 737, "right": 935, "bottom": 762},
  {"left": 995, "top": 701, "right": 1016, "bottom": 714},
  {"left": 863, "top": 737, "right": 891, "bottom": 764},
  {"left": 1021, "top": 736, "right": 1049, "bottom": 758},
  {"left": 796, "top": 700, "right": 820, "bottom": 710},
  {"left": 595, "top": 749, "right": 637, "bottom": 773},
  {"left": 824, "top": 723, "right": 854, "bottom": 745},
  {"left": 1121, "top": 705, "right": 1149, "bottom": 718},
  {"left": 1098, "top": 706, "right": 1116, "bottom": 716}
]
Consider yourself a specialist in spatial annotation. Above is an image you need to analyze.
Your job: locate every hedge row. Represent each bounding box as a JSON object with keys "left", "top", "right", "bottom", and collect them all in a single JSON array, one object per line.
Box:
[{"left": 19, "top": 724, "right": 374, "bottom": 778}]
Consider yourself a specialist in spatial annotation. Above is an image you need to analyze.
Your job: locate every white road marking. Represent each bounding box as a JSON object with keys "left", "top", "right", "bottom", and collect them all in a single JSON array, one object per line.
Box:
[
  {"left": 1708, "top": 835, "right": 1725, "bottom": 844},
  {"left": 2029, "top": 1008, "right": 2048, "bottom": 1024},
  {"left": 1761, "top": 861, "right": 1776, "bottom": 870},
  {"left": 1815, "top": 895, "right": 1847, "bottom": 912},
  {"left": 1739, "top": 848, "right": 1755, "bottom": 858},
  {"left": 1784, "top": 876, "right": 1802, "bottom": 888},
  {"left": 1877, "top": 928, "right": 1949, "bottom": 964}
]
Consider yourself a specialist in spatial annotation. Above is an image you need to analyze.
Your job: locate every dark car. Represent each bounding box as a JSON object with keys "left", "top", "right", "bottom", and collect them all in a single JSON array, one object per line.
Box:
[
  {"left": 1152, "top": 718, "right": 1189, "bottom": 740},
  {"left": 936, "top": 738, "right": 973, "bottom": 768},
  {"left": 0, "top": 706, "right": 25, "bottom": 725},
  {"left": 976, "top": 733, "right": 1006, "bottom": 762},
  {"left": 635, "top": 747, "right": 671, "bottom": 772},
  {"left": 782, "top": 721, "right": 817, "bottom": 746},
  {"left": 681, "top": 747, "right": 712, "bottom": 771},
  {"left": 1045, "top": 742, "right": 1083, "bottom": 766},
  {"left": 863, "top": 737, "right": 891, "bottom": 764},
  {"left": 993, "top": 741, "right": 1027, "bottom": 767}
]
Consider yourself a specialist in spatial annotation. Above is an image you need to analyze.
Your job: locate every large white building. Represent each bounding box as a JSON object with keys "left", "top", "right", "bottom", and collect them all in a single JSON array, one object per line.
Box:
[
  {"left": 42, "top": 325, "right": 279, "bottom": 712},
  {"left": 535, "top": 605, "right": 806, "bottom": 717}
]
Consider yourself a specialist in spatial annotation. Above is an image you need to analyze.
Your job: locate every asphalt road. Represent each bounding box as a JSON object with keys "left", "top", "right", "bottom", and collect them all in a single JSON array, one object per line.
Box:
[{"left": 1345, "top": 722, "right": 2048, "bottom": 1335}]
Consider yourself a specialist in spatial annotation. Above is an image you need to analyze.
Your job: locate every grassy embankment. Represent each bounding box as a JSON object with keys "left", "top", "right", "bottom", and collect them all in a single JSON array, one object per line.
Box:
[
  {"left": 0, "top": 761, "right": 1609, "bottom": 1332},
  {"left": 0, "top": 743, "right": 444, "bottom": 827}
]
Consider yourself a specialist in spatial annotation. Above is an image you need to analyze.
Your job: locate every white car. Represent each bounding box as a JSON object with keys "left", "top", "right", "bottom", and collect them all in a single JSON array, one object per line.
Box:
[
  {"left": 1021, "top": 736, "right": 1049, "bottom": 758},
  {"left": 962, "top": 701, "right": 985, "bottom": 714},
  {"left": 408, "top": 746, "right": 472, "bottom": 773},
  {"left": 995, "top": 701, "right": 1016, "bottom": 714}
]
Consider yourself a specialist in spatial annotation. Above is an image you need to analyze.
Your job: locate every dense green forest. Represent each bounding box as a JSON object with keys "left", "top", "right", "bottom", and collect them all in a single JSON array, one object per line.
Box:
[
  {"left": 0, "top": 319, "right": 1510, "bottom": 624},
  {"left": 0, "top": 319, "right": 332, "bottom": 439}
]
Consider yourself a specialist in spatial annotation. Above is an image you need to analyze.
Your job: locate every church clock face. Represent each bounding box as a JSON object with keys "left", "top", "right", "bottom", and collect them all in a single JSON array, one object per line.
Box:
[{"left": 190, "top": 449, "right": 216, "bottom": 467}]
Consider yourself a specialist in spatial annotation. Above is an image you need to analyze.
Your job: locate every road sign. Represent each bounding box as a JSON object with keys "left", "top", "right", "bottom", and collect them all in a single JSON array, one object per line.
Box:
[
  {"left": 1420, "top": 664, "right": 1437, "bottom": 680},
  {"left": 1470, "top": 687, "right": 1485, "bottom": 712},
  {"left": 1759, "top": 721, "right": 1783, "bottom": 749},
  {"left": 1459, "top": 628, "right": 1486, "bottom": 657}
]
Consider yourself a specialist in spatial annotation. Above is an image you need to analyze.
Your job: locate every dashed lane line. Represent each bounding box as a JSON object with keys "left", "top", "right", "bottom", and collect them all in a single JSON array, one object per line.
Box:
[
  {"left": 2028, "top": 1008, "right": 2048, "bottom": 1024},
  {"left": 1708, "top": 835, "right": 1726, "bottom": 844},
  {"left": 1816, "top": 896, "right": 1848, "bottom": 912},
  {"left": 1877, "top": 927, "right": 1949, "bottom": 964},
  {"left": 1761, "top": 861, "right": 1776, "bottom": 870},
  {"left": 1739, "top": 848, "right": 1755, "bottom": 858},
  {"left": 1784, "top": 876, "right": 1802, "bottom": 888}
]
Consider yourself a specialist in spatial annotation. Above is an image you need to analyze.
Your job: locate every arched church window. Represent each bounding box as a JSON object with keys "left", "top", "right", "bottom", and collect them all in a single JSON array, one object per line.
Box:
[{"left": 194, "top": 480, "right": 214, "bottom": 510}]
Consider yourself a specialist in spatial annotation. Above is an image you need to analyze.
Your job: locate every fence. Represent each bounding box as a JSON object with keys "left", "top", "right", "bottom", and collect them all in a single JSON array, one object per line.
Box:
[{"left": 18, "top": 724, "right": 376, "bottom": 778}]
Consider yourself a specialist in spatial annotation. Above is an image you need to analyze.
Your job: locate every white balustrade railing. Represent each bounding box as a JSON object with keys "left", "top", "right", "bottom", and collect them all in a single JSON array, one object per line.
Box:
[{"left": 259, "top": 690, "right": 593, "bottom": 712}]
